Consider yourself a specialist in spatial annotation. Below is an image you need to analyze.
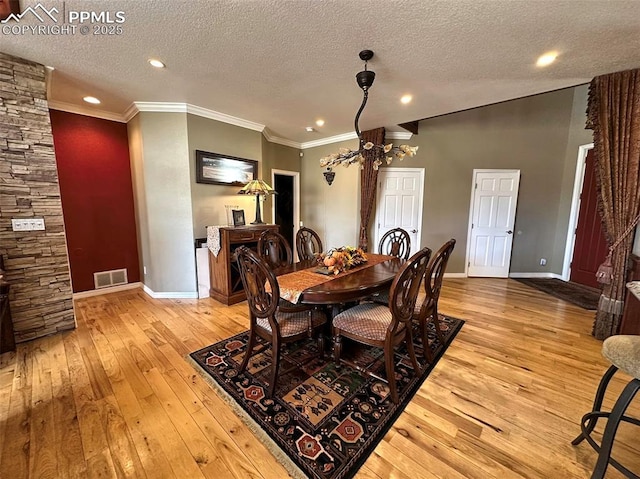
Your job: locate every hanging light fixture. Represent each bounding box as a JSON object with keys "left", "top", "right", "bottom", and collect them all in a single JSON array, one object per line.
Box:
[{"left": 320, "top": 50, "right": 418, "bottom": 171}]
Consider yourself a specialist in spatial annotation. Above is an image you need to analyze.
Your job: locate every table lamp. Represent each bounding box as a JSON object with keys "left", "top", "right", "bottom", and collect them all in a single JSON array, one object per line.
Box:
[{"left": 238, "top": 179, "right": 275, "bottom": 225}]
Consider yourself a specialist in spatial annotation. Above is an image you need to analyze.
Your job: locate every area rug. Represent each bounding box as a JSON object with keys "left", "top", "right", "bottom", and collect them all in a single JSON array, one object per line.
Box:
[
  {"left": 189, "top": 315, "right": 464, "bottom": 479},
  {"left": 514, "top": 278, "right": 601, "bottom": 310}
]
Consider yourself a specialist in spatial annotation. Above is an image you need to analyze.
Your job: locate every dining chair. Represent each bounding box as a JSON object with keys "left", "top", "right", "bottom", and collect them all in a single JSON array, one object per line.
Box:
[
  {"left": 235, "top": 246, "right": 327, "bottom": 397},
  {"left": 332, "top": 247, "right": 432, "bottom": 403},
  {"left": 413, "top": 239, "right": 456, "bottom": 362},
  {"left": 296, "top": 227, "right": 323, "bottom": 261},
  {"left": 257, "top": 229, "right": 293, "bottom": 270},
  {"left": 369, "top": 227, "right": 412, "bottom": 305},
  {"left": 378, "top": 227, "right": 411, "bottom": 260}
]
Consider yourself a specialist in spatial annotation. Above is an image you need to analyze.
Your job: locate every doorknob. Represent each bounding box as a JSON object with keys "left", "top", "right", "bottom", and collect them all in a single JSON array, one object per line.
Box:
[
  {"left": 506, "top": 230, "right": 513, "bottom": 234},
  {"left": 411, "top": 229, "right": 418, "bottom": 233}
]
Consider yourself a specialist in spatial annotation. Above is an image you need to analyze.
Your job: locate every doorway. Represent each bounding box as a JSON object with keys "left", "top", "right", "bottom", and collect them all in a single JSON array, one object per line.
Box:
[
  {"left": 374, "top": 168, "right": 425, "bottom": 256},
  {"left": 271, "top": 170, "right": 300, "bottom": 258},
  {"left": 564, "top": 145, "right": 608, "bottom": 288},
  {"left": 466, "top": 169, "right": 520, "bottom": 277}
]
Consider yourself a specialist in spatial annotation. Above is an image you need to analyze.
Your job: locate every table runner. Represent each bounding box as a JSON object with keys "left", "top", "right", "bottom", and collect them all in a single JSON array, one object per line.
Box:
[{"left": 273, "top": 253, "right": 393, "bottom": 303}]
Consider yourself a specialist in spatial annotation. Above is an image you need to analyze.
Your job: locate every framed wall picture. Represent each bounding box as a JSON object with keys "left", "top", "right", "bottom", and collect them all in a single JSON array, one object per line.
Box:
[
  {"left": 195, "top": 150, "right": 258, "bottom": 186},
  {"left": 232, "top": 209, "right": 245, "bottom": 226}
]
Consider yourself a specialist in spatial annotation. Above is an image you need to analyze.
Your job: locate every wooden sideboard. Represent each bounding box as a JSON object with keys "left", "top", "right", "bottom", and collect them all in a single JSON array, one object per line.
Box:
[
  {"left": 208, "top": 224, "right": 278, "bottom": 305},
  {"left": 620, "top": 254, "right": 640, "bottom": 335}
]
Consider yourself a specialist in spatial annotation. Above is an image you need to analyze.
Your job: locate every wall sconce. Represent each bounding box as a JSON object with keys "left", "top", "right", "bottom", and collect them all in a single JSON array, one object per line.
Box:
[{"left": 323, "top": 167, "right": 335, "bottom": 186}]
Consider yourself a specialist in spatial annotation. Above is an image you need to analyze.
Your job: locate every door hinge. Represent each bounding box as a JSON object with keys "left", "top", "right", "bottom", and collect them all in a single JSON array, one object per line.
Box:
[
  {"left": 475, "top": 183, "right": 478, "bottom": 190},
  {"left": 471, "top": 223, "right": 474, "bottom": 229},
  {"left": 468, "top": 261, "right": 470, "bottom": 267}
]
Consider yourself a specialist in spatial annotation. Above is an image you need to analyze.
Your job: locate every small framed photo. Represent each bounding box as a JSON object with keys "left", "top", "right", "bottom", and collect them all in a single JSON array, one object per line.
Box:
[{"left": 232, "top": 209, "right": 245, "bottom": 226}]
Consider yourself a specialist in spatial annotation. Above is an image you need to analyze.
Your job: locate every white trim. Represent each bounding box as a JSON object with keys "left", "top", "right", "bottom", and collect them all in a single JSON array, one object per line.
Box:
[
  {"left": 262, "top": 129, "right": 302, "bottom": 149},
  {"left": 125, "top": 102, "right": 266, "bottom": 132},
  {"left": 373, "top": 167, "right": 425, "bottom": 256},
  {"left": 444, "top": 272, "right": 467, "bottom": 278},
  {"left": 300, "top": 131, "right": 358, "bottom": 150},
  {"left": 72, "top": 282, "right": 141, "bottom": 299},
  {"left": 48, "top": 100, "right": 127, "bottom": 123},
  {"left": 142, "top": 284, "right": 198, "bottom": 299},
  {"left": 271, "top": 169, "right": 301, "bottom": 261},
  {"left": 386, "top": 131, "right": 413, "bottom": 140},
  {"left": 509, "top": 272, "right": 563, "bottom": 279},
  {"left": 562, "top": 143, "right": 594, "bottom": 281}
]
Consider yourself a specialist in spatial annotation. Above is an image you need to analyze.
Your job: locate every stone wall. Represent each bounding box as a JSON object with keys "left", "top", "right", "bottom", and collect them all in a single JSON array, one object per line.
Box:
[{"left": 0, "top": 52, "right": 75, "bottom": 342}]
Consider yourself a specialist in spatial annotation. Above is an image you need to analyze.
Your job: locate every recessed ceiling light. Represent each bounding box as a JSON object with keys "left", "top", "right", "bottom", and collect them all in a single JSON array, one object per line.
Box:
[
  {"left": 148, "top": 59, "right": 166, "bottom": 68},
  {"left": 536, "top": 51, "right": 558, "bottom": 67},
  {"left": 305, "top": 127, "right": 315, "bottom": 132},
  {"left": 315, "top": 119, "right": 325, "bottom": 127},
  {"left": 400, "top": 94, "right": 412, "bottom": 104},
  {"left": 83, "top": 96, "right": 101, "bottom": 104}
]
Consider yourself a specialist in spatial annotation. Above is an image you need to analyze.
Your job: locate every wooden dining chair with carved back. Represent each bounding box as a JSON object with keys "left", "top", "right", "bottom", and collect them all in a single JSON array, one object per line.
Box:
[
  {"left": 370, "top": 227, "right": 412, "bottom": 305},
  {"left": 296, "top": 227, "right": 323, "bottom": 261},
  {"left": 413, "top": 239, "right": 456, "bottom": 362},
  {"left": 332, "top": 247, "right": 432, "bottom": 403},
  {"left": 378, "top": 227, "right": 411, "bottom": 260},
  {"left": 257, "top": 229, "right": 293, "bottom": 270},
  {"left": 257, "top": 229, "right": 315, "bottom": 314},
  {"left": 235, "top": 246, "right": 327, "bottom": 397}
]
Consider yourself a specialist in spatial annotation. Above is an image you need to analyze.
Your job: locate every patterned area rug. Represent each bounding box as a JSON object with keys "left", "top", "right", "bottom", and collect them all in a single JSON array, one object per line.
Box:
[
  {"left": 189, "top": 315, "right": 464, "bottom": 479},
  {"left": 514, "top": 278, "right": 601, "bottom": 310}
]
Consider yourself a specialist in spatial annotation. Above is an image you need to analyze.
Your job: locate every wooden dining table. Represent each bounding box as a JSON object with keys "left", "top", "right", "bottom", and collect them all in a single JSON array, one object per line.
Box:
[{"left": 273, "top": 253, "right": 403, "bottom": 306}]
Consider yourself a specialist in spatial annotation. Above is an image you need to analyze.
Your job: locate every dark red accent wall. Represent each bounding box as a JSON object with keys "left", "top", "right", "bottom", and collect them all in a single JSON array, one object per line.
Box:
[{"left": 50, "top": 110, "right": 140, "bottom": 292}]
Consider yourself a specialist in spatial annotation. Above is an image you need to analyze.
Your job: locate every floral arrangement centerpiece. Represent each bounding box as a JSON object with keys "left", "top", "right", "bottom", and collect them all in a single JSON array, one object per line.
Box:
[{"left": 316, "top": 246, "right": 367, "bottom": 275}]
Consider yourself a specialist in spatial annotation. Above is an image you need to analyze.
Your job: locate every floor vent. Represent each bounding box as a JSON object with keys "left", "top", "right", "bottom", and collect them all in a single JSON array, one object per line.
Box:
[{"left": 94, "top": 269, "right": 128, "bottom": 289}]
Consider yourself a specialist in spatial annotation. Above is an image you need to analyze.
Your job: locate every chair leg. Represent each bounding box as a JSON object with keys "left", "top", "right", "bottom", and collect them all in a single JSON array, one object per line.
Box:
[
  {"left": 317, "top": 333, "right": 325, "bottom": 360},
  {"left": 590, "top": 378, "right": 640, "bottom": 479},
  {"left": 267, "top": 335, "right": 281, "bottom": 397},
  {"left": 333, "top": 333, "right": 342, "bottom": 367},
  {"left": 420, "top": 317, "right": 434, "bottom": 363},
  {"left": 405, "top": 328, "right": 422, "bottom": 376},
  {"left": 432, "top": 305, "right": 445, "bottom": 343},
  {"left": 572, "top": 365, "right": 618, "bottom": 445},
  {"left": 385, "top": 345, "right": 399, "bottom": 404},
  {"left": 239, "top": 328, "right": 256, "bottom": 373}
]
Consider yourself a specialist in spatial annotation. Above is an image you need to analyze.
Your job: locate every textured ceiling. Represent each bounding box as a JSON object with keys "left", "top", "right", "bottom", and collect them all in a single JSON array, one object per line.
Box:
[{"left": 1, "top": 0, "right": 640, "bottom": 143}]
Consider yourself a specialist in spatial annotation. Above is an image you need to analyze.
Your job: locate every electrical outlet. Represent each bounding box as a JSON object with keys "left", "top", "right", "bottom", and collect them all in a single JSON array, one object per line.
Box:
[
  {"left": 540, "top": 258, "right": 547, "bottom": 266},
  {"left": 11, "top": 218, "right": 45, "bottom": 231},
  {"left": 143, "top": 266, "right": 147, "bottom": 275}
]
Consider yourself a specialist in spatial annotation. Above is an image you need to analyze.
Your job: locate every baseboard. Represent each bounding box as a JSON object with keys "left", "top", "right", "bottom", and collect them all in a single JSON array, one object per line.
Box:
[
  {"left": 142, "top": 284, "right": 199, "bottom": 299},
  {"left": 73, "top": 282, "right": 142, "bottom": 299},
  {"left": 444, "top": 272, "right": 467, "bottom": 278},
  {"left": 508, "top": 272, "right": 563, "bottom": 279}
]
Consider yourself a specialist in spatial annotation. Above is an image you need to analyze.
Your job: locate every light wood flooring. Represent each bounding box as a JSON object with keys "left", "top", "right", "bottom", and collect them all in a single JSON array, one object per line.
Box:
[{"left": 1, "top": 278, "right": 639, "bottom": 478}]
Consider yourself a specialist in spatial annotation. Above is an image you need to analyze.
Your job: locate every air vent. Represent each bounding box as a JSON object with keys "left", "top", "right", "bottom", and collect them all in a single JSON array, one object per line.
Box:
[{"left": 93, "top": 269, "right": 128, "bottom": 289}]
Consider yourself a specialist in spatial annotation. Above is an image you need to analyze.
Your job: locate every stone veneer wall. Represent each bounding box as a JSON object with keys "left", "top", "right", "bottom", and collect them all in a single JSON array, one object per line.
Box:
[{"left": 0, "top": 52, "right": 75, "bottom": 342}]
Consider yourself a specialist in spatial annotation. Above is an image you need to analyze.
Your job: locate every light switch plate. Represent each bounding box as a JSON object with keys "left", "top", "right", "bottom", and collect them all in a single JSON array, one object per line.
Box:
[{"left": 11, "top": 218, "right": 45, "bottom": 231}]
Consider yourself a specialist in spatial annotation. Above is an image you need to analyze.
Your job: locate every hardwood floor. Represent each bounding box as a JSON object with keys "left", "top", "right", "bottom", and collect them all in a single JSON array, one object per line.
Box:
[{"left": 1, "top": 278, "right": 639, "bottom": 478}]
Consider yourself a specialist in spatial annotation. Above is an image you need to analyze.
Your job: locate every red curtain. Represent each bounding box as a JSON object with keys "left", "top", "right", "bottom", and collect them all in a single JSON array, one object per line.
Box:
[
  {"left": 359, "top": 128, "right": 385, "bottom": 251},
  {"left": 587, "top": 68, "right": 640, "bottom": 339}
]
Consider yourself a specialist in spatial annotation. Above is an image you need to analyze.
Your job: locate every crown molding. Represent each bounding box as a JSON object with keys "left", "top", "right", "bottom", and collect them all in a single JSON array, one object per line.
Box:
[
  {"left": 386, "top": 131, "right": 413, "bottom": 140},
  {"left": 300, "top": 131, "right": 359, "bottom": 150},
  {"left": 48, "top": 100, "right": 127, "bottom": 123},
  {"left": 126, "top": 102, "right": 266, "bottom": 132},
  {"left": 262, "top": 128, "right": 301, "bottom": 149}
]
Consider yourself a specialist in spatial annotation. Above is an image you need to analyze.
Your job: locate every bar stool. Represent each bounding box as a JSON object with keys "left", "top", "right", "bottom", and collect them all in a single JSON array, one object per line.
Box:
[{"left": 572, "top": 335, "right": 640, "bottom": 478}]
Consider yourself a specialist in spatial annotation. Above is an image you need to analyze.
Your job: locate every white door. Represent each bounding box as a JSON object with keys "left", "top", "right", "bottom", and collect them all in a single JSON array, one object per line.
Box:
[
  {"left": 467, "top": 169, "right": 520, "bottom": 277},
  {"left": 374, "top": 168, "right": 424, "bottom": 256}
]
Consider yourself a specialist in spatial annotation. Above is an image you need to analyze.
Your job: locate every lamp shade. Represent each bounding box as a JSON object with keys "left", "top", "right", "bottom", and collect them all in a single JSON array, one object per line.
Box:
[
  {"left": 238, "top": 179, "right": 275, "bottom": 225},
  {"left": 238, "top": 179, "right": 275, "bottom": 196}
]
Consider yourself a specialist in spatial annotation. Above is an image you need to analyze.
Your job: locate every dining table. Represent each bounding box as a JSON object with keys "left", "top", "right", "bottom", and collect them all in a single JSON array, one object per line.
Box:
[{"left": 272, "top": 253, "right": 403, "bottom": 311}]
